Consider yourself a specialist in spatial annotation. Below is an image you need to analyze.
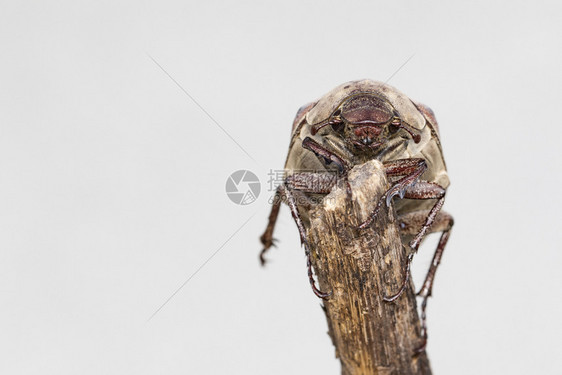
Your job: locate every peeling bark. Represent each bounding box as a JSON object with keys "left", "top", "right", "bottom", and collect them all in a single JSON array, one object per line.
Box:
[{"left": 308, "top": 160, "right": 432, "bottom": 375}]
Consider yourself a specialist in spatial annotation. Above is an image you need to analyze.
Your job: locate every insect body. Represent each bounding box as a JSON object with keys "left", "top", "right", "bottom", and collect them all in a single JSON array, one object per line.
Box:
[{"left": 260, "top": 79, "right": 454, "bottom": 351}]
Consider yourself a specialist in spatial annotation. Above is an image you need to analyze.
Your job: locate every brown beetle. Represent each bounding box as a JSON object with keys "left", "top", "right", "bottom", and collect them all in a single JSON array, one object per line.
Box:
[{"left": 260, "top": 79, "right": 453, "bottom": 351}]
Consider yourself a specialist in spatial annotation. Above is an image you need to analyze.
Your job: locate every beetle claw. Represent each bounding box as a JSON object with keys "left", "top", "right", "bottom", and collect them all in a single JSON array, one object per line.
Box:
[
  {"left": 385, "top": 186, "right": 406, "bottom": 207},
  {"left": 259, "top": 249, "right": 269, "bottom": 266},
  {"left": 383, "top": 253, "right": 414, "bottom": 302},
  {"left": 386, "top": 191, "right": 394, "bottom": 207},
  {"left": 383, "top": 282, "right": 408, "bottom": 302},
  {"left": 359, "top": 192, "right": 386, "bottom": 229},
  {"left": 259, "top": 237, "right": 279, "bottom": 266},
  {"left": 413, "top": 335, "right": 428, "bottom": 355},
  {"left": 307, "top": 251, "right": 331, "bottom": 299}
]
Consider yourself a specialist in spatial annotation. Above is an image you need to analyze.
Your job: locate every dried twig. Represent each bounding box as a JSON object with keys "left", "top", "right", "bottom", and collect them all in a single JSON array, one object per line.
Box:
[{"left": 308, "top": 160, "right": 432, "bottom": 375}]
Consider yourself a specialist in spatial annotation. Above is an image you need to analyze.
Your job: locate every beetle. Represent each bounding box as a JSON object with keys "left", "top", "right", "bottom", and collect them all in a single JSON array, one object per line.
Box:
[{"left": 259, "top": 79, "right": 453, "bottom": 351}]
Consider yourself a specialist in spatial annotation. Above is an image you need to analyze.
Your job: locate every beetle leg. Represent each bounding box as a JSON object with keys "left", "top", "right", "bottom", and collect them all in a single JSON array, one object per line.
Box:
[
  {"left": 391, "top": 180, "right": 447, "bottom": 252},
  {"left": 285, "top": 172, "right": 338, "bottom": 194},
  {"left": 416, "top": 225, "right": 453, "bottom": 353},
  {"left": 286, "top": 172, "right": 340, "bottom": 298},
  {"left": 397, "top": 210, "right": 454, "bottom": 353},
  {"left": 260, "top": 172, "right": 338, "bottom": 293},
  {"left": 278, "top": 183, "right": 307, "bottom": 247},
  {"left": 302, "top": 137, "right": 351, "bottom": 174},
  {"left": 415, "top": 213, "right": 453, "bottom": 297},
  {"left": 260, "top": 182, "right": 322, "bottom": 265},
  {"left": 307, "top": 250, "right": 331, "bottom": 299},
  {"left": 382, "top": 181, "right": 446, "bottom": 300},
  {"left": 383, "top": 253, "right": 414, "bottom": 303},
  {"left": 279, "top": 181, "right": 331, "bottom": 299},
  {"left": 301, "top": 136, "right": 353, "bottom": 198},
  {"left": 358, "top": 158, "right": 427, "bottom": 229},
  {"left": 259, "top": 187, "right": 282, "bottom": 266}
]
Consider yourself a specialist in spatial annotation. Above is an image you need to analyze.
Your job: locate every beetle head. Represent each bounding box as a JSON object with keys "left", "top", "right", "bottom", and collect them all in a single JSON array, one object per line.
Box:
[{"left": 311, "top": 93, "right": 421, "bottom": 149}]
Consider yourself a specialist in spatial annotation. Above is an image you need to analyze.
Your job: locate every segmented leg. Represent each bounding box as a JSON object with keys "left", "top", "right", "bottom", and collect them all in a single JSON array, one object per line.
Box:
[
  {"left": 415, "top": 215, "right": 453, "bottom": 353},
  {"left": 260, "top": 176, "right": 325, "bottom": 263},
  {"left": 301, "top": 136, "right": 352, "bottom": 197},
  {"left": 307, "top": 251, "right": 331, "bottom": 298},
  {"left": 416, "top": 297, "right": 430, "bottom": 354},
  {"left": 259, "top": 169, "right": 340, "bottom": 295},
  {"left": 383, "top": 252, "right": 414, "bottom": 303},
  {"left": 286, "top": 172, "right": 338, "bottom": 194},
  {"left": 358, "top": 158, "right": 427, "bottom": 229},
  {"left": 302, "top": 136, "right": 351, "bottom": 173},
  {"left": 259, "top": 187, "right": 282, "bottom": 265},
  {"left": 381, "top": 181, "right": 446, "bottom": 302},
  {"left": 397, "top": 210, "right": 454, "bottom": 353},
  {"left": 280, "top": 181, "right": 331, "bottom": 298}
]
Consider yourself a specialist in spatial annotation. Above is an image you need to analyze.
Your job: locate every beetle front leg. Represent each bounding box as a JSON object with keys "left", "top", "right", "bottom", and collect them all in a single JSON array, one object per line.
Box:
[
  {"left": 301, "top": 137, "right": 351, "bottom": 174},
  {"left": 279, "top": 180, "right": 333, "bottom": 299},
  {"left": 382, "top": 181, "right": 446, "bottom": 303},
  {"left": 359, "top": 158, "right": 427, "bottom": 229},
  {"left": 285, "top": 172, "right": 338, "bottom": 194},
  {"left": 301, "top": 136, "right": 353, "bottom": 198}
]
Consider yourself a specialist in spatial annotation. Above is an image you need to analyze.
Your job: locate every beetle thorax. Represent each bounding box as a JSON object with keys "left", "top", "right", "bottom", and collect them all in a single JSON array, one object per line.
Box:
[{"left": 336, "top": 94, "right": 397, "bottom": 151}]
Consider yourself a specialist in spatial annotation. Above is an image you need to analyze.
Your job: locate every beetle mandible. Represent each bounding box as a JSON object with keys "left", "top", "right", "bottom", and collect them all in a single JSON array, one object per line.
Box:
[{"left": 259, "top": 79, "right": 454, "bottom": 351}]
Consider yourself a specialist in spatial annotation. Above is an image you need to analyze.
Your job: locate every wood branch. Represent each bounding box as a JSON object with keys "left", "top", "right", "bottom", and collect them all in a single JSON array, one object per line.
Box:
[{"left": 307, "top": 160, "right": 432, "bottom": 375}]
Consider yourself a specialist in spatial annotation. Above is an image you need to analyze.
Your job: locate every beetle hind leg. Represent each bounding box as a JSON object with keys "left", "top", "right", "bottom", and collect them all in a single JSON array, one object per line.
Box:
[
  {"left": 397, "top": 209, "right": 454, "bottom": 352},
  {"left": 415, "top": 219, "right": 453, "bottom": 352}
]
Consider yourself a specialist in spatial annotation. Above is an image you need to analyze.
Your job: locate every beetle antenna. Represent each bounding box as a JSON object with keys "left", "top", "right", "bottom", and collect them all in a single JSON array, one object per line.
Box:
[{"left": 392, "top": 119, "right": 421, "bottom": 143}]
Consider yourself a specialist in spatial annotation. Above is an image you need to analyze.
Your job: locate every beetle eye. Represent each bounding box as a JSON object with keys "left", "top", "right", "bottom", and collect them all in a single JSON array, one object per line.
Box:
[
  {"left": 389, "top": 118, "right": 400, "bottom": 133},
  {"left": 331, "top": 122, "right": 345, "bottom": 133},
  {"left": 329, "top": 109, "right": 344, "bottom": 132}
]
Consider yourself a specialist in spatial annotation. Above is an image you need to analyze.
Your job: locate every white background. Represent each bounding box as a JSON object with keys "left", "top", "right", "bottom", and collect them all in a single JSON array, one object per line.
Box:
[{"left": 1, "top": 1, "right": 561, "bottom": 374}]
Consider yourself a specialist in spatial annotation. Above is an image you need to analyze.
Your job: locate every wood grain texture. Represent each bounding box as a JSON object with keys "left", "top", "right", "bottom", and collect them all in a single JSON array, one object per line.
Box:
[{"left": 308, "top": 160, "right": 432, "bottom": 375}]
